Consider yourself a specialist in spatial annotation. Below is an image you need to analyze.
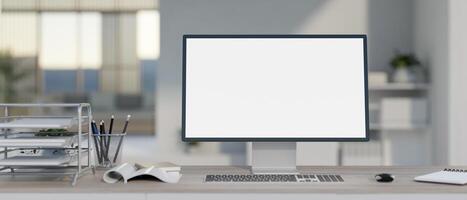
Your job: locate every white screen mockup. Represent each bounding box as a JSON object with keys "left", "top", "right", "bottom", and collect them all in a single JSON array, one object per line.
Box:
[{"left": 184, "top": 37, "right": 367, "bottom": 139}]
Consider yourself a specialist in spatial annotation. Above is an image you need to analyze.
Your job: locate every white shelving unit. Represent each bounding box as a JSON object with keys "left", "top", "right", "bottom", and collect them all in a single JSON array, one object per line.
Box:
[
  {"left": 340, "top": 82, "right": 431, "bottom": 166},
  {"left": 369, "top": 123, "right": 429, "bottom": 131},
  {"left": 0, "top": 104, "right": 94, "bottom": 186},
  {"left": 369, "top": 83, "right": 429, "bottom": 91}
]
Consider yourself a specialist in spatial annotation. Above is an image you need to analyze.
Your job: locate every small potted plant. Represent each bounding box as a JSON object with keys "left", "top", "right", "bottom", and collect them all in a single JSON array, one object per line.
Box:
[{"left": 390, "top": 52, "right": 421, "bottom": 83}]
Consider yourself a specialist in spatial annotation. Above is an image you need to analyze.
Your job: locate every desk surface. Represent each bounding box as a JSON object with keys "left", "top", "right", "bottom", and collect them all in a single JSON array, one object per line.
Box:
[{"left": 0, "top": 166, "right": 466, "bottom": 194}]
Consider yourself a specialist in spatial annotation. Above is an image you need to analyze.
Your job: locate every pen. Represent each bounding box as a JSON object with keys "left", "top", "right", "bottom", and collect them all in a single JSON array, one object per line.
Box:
[
  {"left": 105, "top": 115, "right": 114, "bottom": 160},
  {"left": 122, "top": 115, "right": 130, "bottom": 133},
  {"left": 99, "top": 121, "right": 108, "bottom": 162},
  {"left": 113, "top": 115, "right": 131, "bottom": 163},
  {"left": 102, "top": 119, "right": 108, "bottom": 160},
  {"left": 108, "top": 115, "right": 114, "bottom": 135},
  {"left": 91, "top": 120, "right": 102, "bottom": 163},
  {"left": 100, "top": 120, "right": 105, "bottom": 142},
  {"left": 101, "top": 120, "right": 106, "bottom": 145}
]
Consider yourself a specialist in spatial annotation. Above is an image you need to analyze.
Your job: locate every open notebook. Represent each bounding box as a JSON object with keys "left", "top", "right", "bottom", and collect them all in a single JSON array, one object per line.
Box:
[
  {"left": 103, "top": 162, "right": 181, "bottom": 184},
  {"left": 415, "top": 168, "right": 467, "bottom": 185}
]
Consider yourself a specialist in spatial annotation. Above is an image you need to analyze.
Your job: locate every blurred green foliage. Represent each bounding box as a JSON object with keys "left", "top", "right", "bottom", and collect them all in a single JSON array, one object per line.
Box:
[{"left": 0, "top": 51, "right": 31, "bottom": 102}]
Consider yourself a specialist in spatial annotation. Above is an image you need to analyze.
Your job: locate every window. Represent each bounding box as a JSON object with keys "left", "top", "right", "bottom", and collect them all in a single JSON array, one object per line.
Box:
[{"left": 1, "top": 4, "right": 159, "bottom": 134}]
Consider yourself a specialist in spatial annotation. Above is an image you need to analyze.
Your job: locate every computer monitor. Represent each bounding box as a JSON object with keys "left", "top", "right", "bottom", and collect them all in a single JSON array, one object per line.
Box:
[{"left": 182, "top": 35, "right": 369, "bottom": 174}]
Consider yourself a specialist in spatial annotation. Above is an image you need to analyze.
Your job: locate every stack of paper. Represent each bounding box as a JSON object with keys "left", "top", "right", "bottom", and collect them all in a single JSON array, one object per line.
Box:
[
  {"left": 0, "top": 117, "right": 75, "bottom": 129},
  {"left": 368, "top": 71, "right": 388, "bottom": 86},
  {"left": 0, "top": 155, "right": 73, "bottom": 166},
  {"left": 0, "top": 135, "right": 78, "bottom": 148}
]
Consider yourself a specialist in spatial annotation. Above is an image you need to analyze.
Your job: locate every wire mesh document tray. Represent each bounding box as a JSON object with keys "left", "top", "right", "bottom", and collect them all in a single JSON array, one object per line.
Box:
[{"left": 0, "top": 103, "right": 94, "bottom": 186}]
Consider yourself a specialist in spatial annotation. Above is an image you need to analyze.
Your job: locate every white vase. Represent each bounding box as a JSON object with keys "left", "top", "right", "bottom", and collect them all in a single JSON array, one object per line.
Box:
[{"left": 392, "top": 67, "right": 414, "bottom": 83}]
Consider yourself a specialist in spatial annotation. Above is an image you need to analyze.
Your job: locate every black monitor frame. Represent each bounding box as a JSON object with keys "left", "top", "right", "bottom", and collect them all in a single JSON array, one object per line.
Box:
[{"left": 182, "top": 34, "right": 369, "bottom": 142}]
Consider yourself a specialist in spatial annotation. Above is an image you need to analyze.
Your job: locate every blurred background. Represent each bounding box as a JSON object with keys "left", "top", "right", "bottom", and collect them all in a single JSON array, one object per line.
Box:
[{"left": 1, "top": 0, "right": 467, "bottom": 167}]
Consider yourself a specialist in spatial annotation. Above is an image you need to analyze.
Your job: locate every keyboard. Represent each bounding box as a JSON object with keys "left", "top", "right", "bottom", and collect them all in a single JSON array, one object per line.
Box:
[{"left": 205, "top": 174, "right": 344, "bottom": 183}]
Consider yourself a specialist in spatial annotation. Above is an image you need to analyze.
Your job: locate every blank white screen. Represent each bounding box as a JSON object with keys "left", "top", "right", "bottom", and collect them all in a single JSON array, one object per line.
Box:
[{"left": 184, "top": 37, "right": 367, "bottom": 139}]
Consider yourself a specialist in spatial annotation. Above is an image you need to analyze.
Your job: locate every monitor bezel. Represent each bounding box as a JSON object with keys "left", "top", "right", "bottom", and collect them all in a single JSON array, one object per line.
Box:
[{"left": 182, "top": 34, "right": 369, "bottom": 142}]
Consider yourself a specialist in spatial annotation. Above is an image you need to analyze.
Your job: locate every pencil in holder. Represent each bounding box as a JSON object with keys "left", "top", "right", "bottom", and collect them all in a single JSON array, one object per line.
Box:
[{"left": 92, "top": 133, "right": 126, "bottom": 168}]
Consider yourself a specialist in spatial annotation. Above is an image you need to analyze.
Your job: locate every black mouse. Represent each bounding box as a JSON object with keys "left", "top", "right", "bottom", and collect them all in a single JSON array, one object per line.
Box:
[{"left": 375, "top": 173, "right": 394, "bottom": 182}]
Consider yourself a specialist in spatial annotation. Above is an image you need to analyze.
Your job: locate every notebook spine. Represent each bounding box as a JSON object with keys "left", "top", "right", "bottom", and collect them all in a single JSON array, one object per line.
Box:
[{"left": 444, "top": 168, "right": 467, "bottom": 172}]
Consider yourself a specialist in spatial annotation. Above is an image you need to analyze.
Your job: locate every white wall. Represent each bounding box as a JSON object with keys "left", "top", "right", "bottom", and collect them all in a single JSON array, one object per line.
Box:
[
  {"left": 368, "top": 0, "right": 414, "bottom": 69},
  {"left": 414, "top": 0, "right": 467, "bottom": 165},
  {"left": 413, "top": 0, "right": 449, "bottom": 165},
  {"left": 448, "top": 0, "right": 467, "bottom": 165},
  {"left": 157, "top": 0, "right": 415, "bottom": 165}
]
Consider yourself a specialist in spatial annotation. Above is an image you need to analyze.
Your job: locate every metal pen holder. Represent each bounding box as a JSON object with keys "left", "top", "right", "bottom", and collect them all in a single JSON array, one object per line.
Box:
[{"left": 92, "top": 133, "right": 126, "bottom": 168}]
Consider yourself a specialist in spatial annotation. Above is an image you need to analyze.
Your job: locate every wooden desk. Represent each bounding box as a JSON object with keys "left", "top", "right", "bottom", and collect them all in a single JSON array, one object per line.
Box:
[{"left": 0, "top": 166, "right": 466, "bottom": 200}]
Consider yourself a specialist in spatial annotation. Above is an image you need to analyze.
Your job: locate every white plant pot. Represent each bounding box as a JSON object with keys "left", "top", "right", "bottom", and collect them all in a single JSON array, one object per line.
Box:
[{"left": 392, "top": 67, "right": 414, "bottom": 83}]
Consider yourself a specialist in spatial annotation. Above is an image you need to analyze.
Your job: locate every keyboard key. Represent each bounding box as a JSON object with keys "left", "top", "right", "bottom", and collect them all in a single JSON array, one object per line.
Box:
[
  {"left": 329, "top": 175, "right": 338, "bottom": 182},
  {"left": 336, "top": 175, "right": 344, "bottom": 182},
  {"left": 323, "top": 175, "right": 331, "bottom": 182},
  {"left": 317, "top": 175, "right": 324, "bottom": 182}
]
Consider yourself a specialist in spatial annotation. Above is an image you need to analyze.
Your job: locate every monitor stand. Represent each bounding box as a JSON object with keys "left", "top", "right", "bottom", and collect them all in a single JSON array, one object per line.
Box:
[{"left": 251, "top": 142, "right": 298, "bottom": 174}]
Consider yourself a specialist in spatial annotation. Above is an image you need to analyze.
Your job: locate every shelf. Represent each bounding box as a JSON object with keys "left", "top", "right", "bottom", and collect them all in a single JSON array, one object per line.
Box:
[
  {"left": 0, "top": 117, "right": 82, "bottom": 129},
  {"left": 370, "top": 123, "right": 429, "bottom": 131},
  {"left": 0, "top": 155, "right": 75, "bottom": 167},
  {"left": 369, "top": 83, "right": 429, "bottom": 91},
  {"left": 0, "top": 135, "right": 78, "bottom": 148},
  {"left": 0, "top": 103, "right": 90, "bottom": 107}
]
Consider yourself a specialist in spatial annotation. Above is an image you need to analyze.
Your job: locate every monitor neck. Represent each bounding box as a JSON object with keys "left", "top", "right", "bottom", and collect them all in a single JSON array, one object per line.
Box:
[{"left": 251, "top": 142, "right": 298, "bottom": 174}]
